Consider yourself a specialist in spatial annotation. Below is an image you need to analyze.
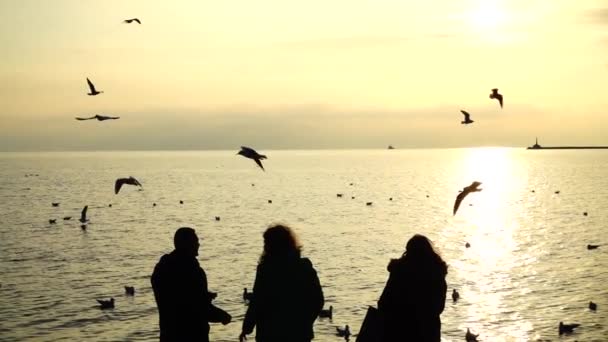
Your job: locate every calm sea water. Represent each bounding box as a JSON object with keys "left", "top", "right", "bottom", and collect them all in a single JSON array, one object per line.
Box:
[{"left": 0, "top": 149, "right": 606, "bottom": 342}]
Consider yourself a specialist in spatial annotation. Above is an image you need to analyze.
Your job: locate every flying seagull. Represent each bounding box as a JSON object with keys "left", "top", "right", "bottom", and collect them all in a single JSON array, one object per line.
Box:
[
  {"left": 237, "top": 146, "right": 267, "bottom": 171},
  {"left": 489, "top": 88, "right": 503, "bottom": 108},
  {"left": 115, "top": 176, "right": 143, "bottom": 194},
  {"left": 460, "top": 110, "right": 474, "bottom": 124},
  {"left": 79, "top": 205, "right": 89, "bottom": 223},
  {"left": 453, "top": 181, "right": 482, "bottom": 215},
  {"left": 75, "top": 115, "right": 120, "bottom": 121},
  {"left": 86, "top": 78, "right": 103, "bottom": 96},
  {"left": 123, "top": 18, "right": 141, "bottom": 24}
]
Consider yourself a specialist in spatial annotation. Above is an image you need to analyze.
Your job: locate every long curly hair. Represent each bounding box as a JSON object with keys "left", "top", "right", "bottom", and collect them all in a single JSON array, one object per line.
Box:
[
  {"left": 259, "top": 224, "right": 302, "bottom": 264},
  {"left": 402, "top": 234, "right": 447, "bottom": 275}
]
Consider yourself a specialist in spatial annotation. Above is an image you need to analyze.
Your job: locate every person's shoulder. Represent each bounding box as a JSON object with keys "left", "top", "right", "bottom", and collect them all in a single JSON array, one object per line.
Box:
[
  {"left": 300, "top": 257, "right": 314, "bottom": 268},
  {"left": 387, "top": 258, "right": 402, "bottom": 272}
]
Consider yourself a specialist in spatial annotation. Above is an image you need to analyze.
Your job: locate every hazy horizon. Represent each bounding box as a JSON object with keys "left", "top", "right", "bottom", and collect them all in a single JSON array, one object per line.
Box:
[{"left": 2, "top": 0, "right": 608, "bottom": 151}]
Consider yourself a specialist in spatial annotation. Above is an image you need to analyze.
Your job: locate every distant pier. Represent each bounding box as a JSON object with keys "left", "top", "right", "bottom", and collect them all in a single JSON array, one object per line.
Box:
[{"left": 527, "top": 138, "right": 608, "bottom": 150}]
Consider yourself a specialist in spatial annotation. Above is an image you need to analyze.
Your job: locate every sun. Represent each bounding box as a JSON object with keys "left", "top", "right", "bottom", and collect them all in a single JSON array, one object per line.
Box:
[{"left": 467, "top": 2, "right": 508, "bottom": 32}]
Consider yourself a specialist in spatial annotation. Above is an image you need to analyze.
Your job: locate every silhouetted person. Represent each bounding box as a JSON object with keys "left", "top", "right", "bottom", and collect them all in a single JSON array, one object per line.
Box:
[
  {"left": 151, "top": 227, "right": 231, "bottom": 342},
  {"left": 378, "top": 234, "right": 447, "bottom": 342},
  {"left": 239, "top": 224, "right": 324, "bottom": 342}
]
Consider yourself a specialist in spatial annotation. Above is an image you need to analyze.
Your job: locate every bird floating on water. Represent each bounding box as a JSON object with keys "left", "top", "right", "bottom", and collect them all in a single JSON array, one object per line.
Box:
[
  {"left": 453, "top": 182, "right": 482, "bottom": 215},
  {"left": 243, "top": 287, "right": 254, "bottom": 301},
  {"left": 587, "top": 244, "right": 600, "bottom": 250},
  {"left": 115, "top": 176, "right": 142, "bottom": 194},
  {"left": 336, "top": 325, "right": 351, "bottom": 339},
  {"left": 465, "top": 328, "right": 479, "bottom": 341},
  {"left": 366, "top": 202, "right": 373, "bottom": 206},
  {"left": 465, "top": 242, "right": 471, "bottom": 248},
  {"left": 125, "top": 286, "right": 135, "bottom": 296},
  {"left": 86, "top": 78, "right": 103, "bottom": 96},
  {"left": 79, "top": 205, "right": 89, "bottom": 223},
  {"left": 97, "top": 298, "right": 115, "bottom": 309},
  {"left": 52, "top": 202, "right": 60, "bottom": 207},
  {"left": 460, "top": 110, "right": 474, "bottom": 125},
  {"left": 76, "top": 114, "right": 119, "bottom": 121},
  {"left": 123, "top": 18, "right": 141, "bottom": 24},
  {"left": 237, "top": 146, "right": 267, "bottom": 171},
  {"left": 452, "top": 289, "right": 460, "bottom": 302},
  {"left": 589, "top": 301, "right": 597, "bottom": 311},
  {"left": 215, "top": 216, "right": 220, "bottom": 221},
  {"left": 49, "top": 219, "right": 57, "bottom": 224},
  {"left": 559, "top": 321, "right": 580, "bottom": 335},
  {"left": 489, "top": 88, "right": 503, "bottom": 108},
  {"left": 63, "top": 216, "right": 72, "bottom": 221},
  {"left": 319, "top": 305, "right": 333, "bottom": 319}
]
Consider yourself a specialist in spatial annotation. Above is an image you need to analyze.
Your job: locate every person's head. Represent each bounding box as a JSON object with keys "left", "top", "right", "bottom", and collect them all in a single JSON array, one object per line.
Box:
[
  {"left": 403, "top": 234, "right": 447, "bottom": 273},
  {"left": 259, "top": 224, "right": 301, "bottom": 264},
  {"left": 174, "top": 227, "right": 200, "bottom": 257}
]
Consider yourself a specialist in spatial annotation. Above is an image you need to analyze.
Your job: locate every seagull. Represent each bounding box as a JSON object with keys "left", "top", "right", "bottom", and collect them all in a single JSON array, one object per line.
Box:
[
  {"left": 452, "top": 289, "right": 460, "bottom": 302},
  {"left": 79, "top": 205, "right": 89, "bottom": 223},
  {"left": 465, "top": 328, "right": 479, "bottom": 341},
  {"left": 243, "top": 288, "right": 254, "bottom": 301},
  {"left": 115, "top": 176, "right": 143, "bottom": 194},
  {"left": 123, "top": 18, "right": 141, "bottom": 24},
  {"left": 125, "top": 286, "right": 135, "bottom": 296},
  {"left": 587, "top": 244, "right": 600, "bottom": 250},
  {"left": 460, "top": 110, "right": 474, "bottom": 124},
  {"left": 337, "top": 193, "right": 343, "bottom": 197},
  {"left": 559, "top": 322, "right": 580, "bottom": 335},
  {"left": 75, "top": 114, "right": 120, "bottom": 121},
  {"left": 49, "top": 219, "right": 57, "bottom": 224},
  {"left": 52, "top": 202, "right": 60, "bottom": 207},
  {"left": 97, "top": 298, "right": 115, "bottom": 309},
  {"left": 63, "top": 216, "right": 72, "bottom": 221},
  {"left": 268, "top": 200, "right": 272, "bottom": 204},
  {"left": 215, "top": 216, "right": 221, "bottom": 221},
  {"left": 319, "top": 305, "right": 333, "bottom": 319},
  {"left": 589, "top": 301, "right": 597, "bottom": 311},
  {"left": 453, "top": 181, "right": 482, "bottom": 215},
  {"left": 465, "top": 242, "right": 471, "bottom": 248},
  {"left": 86, "top": 78, "right": 103, "bottom": 96},
  {"left": 237, "top": 146, "right": 267, "bottom": 171},
  {"left": 366, "top": 202, "right": 373, "bottom": 206},
  {"left": 489, "top": 88, "right": 503, "bottom": 108},
  {"left": 336, "top": 325, "right": 351, "bottom": 339}
]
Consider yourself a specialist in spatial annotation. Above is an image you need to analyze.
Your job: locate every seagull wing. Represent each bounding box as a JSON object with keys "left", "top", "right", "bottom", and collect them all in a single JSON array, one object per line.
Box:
[
  {"left": 460, "top": 110, "right": 471, "bottom": 121},
  {"left": 453, "top": 190, "right": 469, "bottom": 215},
  {"left": 134, "top": 18, "right": 141, "bottom": 24},
  {"left": 115, "top": 178, "right": 125, "bottom": 194},
  {"left": 81, "top": 205, "right": 88, "bottom": 221},
  {"left": 76, "top": 116, "right": 96, "bottom": 120},
  {"left": 254, "top": 158, "right": 265, "bottom": 171},
  {"left": 497, "top": 94, "right": 503, "bottom": 108},
  {"left": 86, "top": 78, "right": 97, "bottom": 93},
  {"left": 129, "top": 176, "right": 142, "bottom": 187}
]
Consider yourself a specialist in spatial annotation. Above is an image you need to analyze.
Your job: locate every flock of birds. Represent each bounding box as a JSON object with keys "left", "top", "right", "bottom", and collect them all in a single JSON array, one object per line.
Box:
[{"left": 25, "top": 16, "right": 601, "bottom": 342}]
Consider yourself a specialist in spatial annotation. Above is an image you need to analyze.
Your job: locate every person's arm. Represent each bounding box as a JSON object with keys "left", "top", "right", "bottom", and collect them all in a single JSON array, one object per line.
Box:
[
  {"left": 303, "top": 258, "right": 324, "bottom": 321},
  {"left": 198, "top": 266, "right": 231, "bottom": 324},
  {"left": 241, "top": 266, "right": 262, "bottom": 338}
]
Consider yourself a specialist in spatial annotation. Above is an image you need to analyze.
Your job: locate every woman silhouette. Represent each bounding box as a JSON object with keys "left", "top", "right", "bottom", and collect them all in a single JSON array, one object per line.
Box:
[
  {"left": 239, "top": 224, "right": 324, "bottom": 342},
  {"left": 378, "top": 234, "right": 447, "bottom": 342}
]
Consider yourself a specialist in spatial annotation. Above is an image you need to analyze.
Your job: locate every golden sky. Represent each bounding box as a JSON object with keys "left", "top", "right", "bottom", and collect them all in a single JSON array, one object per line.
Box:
[{"left": 1, "top": 0, "right": 607, "bottom": 150}]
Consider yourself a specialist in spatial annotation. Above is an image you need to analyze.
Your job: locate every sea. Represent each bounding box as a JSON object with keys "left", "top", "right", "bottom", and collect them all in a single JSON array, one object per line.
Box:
[{"left": 0, "top": 148, "right": 606, "bottom": 342}]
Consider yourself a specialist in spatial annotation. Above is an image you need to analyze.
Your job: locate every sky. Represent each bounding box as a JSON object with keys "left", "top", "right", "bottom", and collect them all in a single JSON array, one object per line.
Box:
[{"left": 1, "top": 0, "right": 608, "bottom": 151}]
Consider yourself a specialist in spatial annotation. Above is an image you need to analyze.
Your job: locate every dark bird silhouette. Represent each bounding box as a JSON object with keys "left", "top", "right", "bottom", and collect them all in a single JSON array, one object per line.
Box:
[
  {"left": 63, "top": 216, "right": 72, "bottom": 221},
  {"left": 237, "top": 146, "right": 267, "bottom": 171},
  {"left": 460, "top": 110, "right": 474, "bottom": 124},
  {"left": 243, "top": 287, "right": 254, "bottom": 301},
  {"left": 75, "top": 114, "right": 119, "bottom": 121},
  {"left": 123, "top": 18, "right": 141, "bottom": 24},
  {"left": 366, "top": 202, "right": 373, "bottom": 206},
  {"left": 336, "top": 325, "right": 351, "bottom": 339},
  {"left": 587, "top": 244, "right": 600, "bottom": 250},
  {"left": 179, "top": 200, "right": 184, "bottom": 204},
  {"left": 389, "top": 197, "right": 393, "bottom": 201},
  {"left": 97, "top": 298, "right": 115, "bottom": 309},
  {"left": 554, "top": 190, "right": 560, "bottom": 194},
  {"left": 589, "top": 301, "right": 597, "bottom": 311},
  {"left": 466, "top": 328, "right": 479, "bottom": 341},
  {"left": 465, "top": 242, "right": 471, "bottom": 248},
  {"left": 559, "top": 322, "right": 580, "bottom": 335},
  {"left": 489, "top": 88, "right": 503, "bottom": 108},
  {"left": 351, "top": 196, "right": 355, "bottom": 199},
  {"left": 453, "top": 181, "right": 482, "bottom": 215},
  {"left": 86, "top": 78, "right": 103, "bottom": 96},
  {"left": 153, "top": 203, "right": 157, "bottom": 207},
  {"left": 114, "top": 176, "right": 142, "bottom": 194},
  {"left": 79, "top": 205, "right": 89, "bottom": 223},
  {"left": 452, "top": 289, "right": 460, "bottom": 302},
  {"left": 337, "top": 193, "right": 343, "bottom": 197},
  {"left": 108, "top": 204, "right": 112, "bottom": 208},
  {"left": 215, "top": 216, "right": 220, "bottom": 221},
  {"left": 319, "top": 305, "right": 333, "bottom": 319},
  {"left": 52, "top": 202, "right": 60, "bottom": 207},
  {"left": 583, "top": 212, "right": 588, "bottom": 216},
  {"left": 49, "top": 219, "right": 57, "bottom": 224},
  {"left": 268, "top": 199, "right": 272, "bottom": 204},
  {"left": 125, "top": 286, "right": 135, "bottom": 296}
]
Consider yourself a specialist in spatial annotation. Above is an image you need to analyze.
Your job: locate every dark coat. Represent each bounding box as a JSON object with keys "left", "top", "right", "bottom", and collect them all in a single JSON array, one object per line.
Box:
[
  {"left": 378, "top": 257, "right": 447, "bottom": 342},
  {"left": 151, "top": 251, "right": 229, "bottom": 342},
  {"left": 242, "top": 257, "right": 324, "bottom": 342}
]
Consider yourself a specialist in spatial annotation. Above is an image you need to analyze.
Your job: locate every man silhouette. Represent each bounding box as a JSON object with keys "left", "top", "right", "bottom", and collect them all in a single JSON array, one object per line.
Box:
[{"left": 152, "top": 227, "right": 231, "bottom": 341}]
